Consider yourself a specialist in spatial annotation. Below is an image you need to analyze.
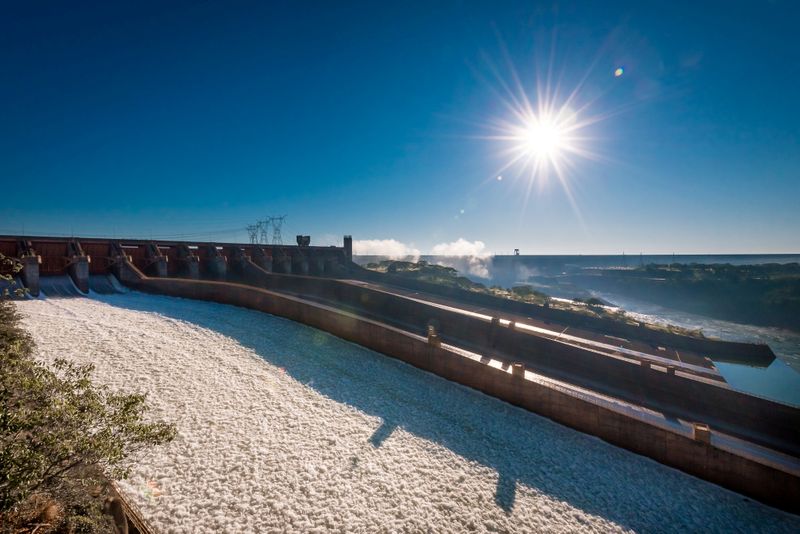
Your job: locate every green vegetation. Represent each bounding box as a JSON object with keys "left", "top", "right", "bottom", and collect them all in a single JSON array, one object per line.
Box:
[
  {"left": 367, "top": 260, "right": 480, "bottom": 290},
  {"left": 572, "top": 297, "right": 606, "bottom": 308},
  {"left": 0, "top": 255, "right": 25, "bottom": 299},
  {"left": 365, "top": 260, "right": 550, "bottom": 304},
  {"left": 364, "top": 259, "right": 706, "bottom": 337},
  {"left": 571, "top": 263, "right": 800, "bottom": 331},
  {"left": 0, "top": 273, "right": 176, "bottom": 532}
]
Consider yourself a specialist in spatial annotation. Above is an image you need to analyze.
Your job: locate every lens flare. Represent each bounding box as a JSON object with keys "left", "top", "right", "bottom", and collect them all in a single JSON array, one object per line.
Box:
[
  {"left": 479, "top": 47, "right": 616, "bottom": 222},
  {"left": 488, "top": 98, "right": 592, "bottom": 193}
]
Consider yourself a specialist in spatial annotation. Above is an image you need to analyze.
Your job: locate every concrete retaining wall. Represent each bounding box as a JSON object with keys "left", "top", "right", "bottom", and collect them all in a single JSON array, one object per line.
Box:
[
  {"left": 119, "top": 269, "right": 799, "bottom": 514},
  {"left": 233, "top": 261, "right": 800, "bottom": 457}
]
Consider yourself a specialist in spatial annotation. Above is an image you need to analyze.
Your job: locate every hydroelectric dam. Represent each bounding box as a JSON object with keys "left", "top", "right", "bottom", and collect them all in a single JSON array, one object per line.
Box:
[{"left": 3, "top": 234, "right": 799, "bottom": 519}]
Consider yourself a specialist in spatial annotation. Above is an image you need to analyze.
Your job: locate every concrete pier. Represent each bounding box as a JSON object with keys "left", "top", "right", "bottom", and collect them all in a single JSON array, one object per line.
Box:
[
  {"left": 144, "top": 243, "right": 167, "bottom": 277},
  {"left": 223, "top": 246, "right": 249, "bottom": 278},
  {"left": 344, "top": 235, "right": 353, "bottom": 262},
  {"left": 200, "top": 245, "right": 226, "bottom": 280},
  {"left": 311, "top": 256, "right": 326, "bottom": 275},
  {"left": 66, "top": 240, "right": 89, "bottom": 293},
  {"left": 292, "top": 251, "right": 310, "bottom": 276},
  {"left": 14, "top": 240, "right": 41, "bottom": 297},
  {"left": 175, "top": 245, "right": 200, "bottom": 279},
  {"left": 274, "top": 249, "right": 292, "bottom": 274},
  {"left": 14, "top": 240, "right": 40, "bottom": 296},
  {"left": 19, "top": 255, "right": 40, "bottom": 297},
  {"left": 251, "top": 247, "right": 272, "bottom": 273}
]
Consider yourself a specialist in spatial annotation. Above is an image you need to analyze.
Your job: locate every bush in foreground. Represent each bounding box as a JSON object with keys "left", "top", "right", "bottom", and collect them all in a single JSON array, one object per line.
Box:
[{"left": 0, "top": 300, "right": 176, "bottom": 532}]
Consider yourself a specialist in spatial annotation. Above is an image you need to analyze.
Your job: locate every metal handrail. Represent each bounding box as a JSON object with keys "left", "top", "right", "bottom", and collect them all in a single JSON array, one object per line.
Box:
[{"left": 110, "top": 481, "right": 158, "bottom": 534}]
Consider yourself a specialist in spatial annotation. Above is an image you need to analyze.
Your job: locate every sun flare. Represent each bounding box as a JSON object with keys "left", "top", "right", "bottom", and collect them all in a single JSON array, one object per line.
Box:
[
  {"left": 498, "top": 105, "right": 583, "bottom": 174},
  {"left": 521, "top": 115, "right": 568, "bottom": 159},
  {"left": 479, "top": 46, "right": 616, "bottom": 223}
]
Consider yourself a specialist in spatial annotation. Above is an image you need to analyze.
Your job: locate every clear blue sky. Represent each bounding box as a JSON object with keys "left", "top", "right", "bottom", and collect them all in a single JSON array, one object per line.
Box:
[{"left": 2, "top": 1, "right": 798, "bottom": 254}]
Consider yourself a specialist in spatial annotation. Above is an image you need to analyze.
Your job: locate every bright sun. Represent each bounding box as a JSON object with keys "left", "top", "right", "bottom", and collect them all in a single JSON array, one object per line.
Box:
[
  {"left": 481, "top": 47, "right": 614, "bottom": 220},
  {"left": 482, "top": 57, "right": 608, "bottom": 208},
  {"left": 487, "top": 97, "right": 598, "bottom": 215},
  {"left": 523, "top": 115, "right": 566, "bottom": 158},
  {"left": 502, "top": 108, "right": 579, "bottom": 171}
]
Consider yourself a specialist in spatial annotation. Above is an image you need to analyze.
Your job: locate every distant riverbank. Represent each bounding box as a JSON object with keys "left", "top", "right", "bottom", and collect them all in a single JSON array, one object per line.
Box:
[
  {"left": 355, "top": 255, "right": 800, "bottom": 333},
  {"left": 552, "top": 263, "right": 800, "bottom": 332}
]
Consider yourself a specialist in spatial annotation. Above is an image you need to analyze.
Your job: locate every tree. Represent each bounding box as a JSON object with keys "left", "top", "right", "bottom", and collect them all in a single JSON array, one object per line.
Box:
[
  {"left": 0, "top": 254, "right": 176, "bottom": 531},
  {"left": 0, "top": 254, "right": 25, "bottom": 299}
]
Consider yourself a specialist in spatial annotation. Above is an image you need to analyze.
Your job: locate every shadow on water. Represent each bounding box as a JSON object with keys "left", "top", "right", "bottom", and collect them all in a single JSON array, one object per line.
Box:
[{"left": 53, "top": 287, "right": 799, "bottom": 531}]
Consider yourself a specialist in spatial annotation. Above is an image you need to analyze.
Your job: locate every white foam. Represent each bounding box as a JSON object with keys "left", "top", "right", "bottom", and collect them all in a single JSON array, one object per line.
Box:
[{"left": 16, "top": 293, "right": 800, "bottom": 533}]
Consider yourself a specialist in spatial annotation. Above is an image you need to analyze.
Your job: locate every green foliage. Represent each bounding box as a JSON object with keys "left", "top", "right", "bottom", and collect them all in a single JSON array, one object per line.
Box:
[
  {"left": 571, "top": 296, "right": 606, "bottom": 308},
  {"left": 0, "top": 300, "right": 176, "bottom": 528},
  {"left": 507, "top": 285, "right": 549, "bottom": 305},
  {"left": 363, "top": 260, "right": 703, "bottom": 332},
  {"left": 0, "top": 254, "right": 27, "bottom": 299},
  {"left": 575, "top": 262, "right": 800, "bottom": 331},
  {"left": 369, "top": 260, "right": 487, "bottom": 291}
]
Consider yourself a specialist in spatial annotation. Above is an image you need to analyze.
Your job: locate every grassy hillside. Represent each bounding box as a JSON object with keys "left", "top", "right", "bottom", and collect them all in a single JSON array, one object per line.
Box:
[{"left": 568, "top": 263, "right": 800, "bottom": 331}]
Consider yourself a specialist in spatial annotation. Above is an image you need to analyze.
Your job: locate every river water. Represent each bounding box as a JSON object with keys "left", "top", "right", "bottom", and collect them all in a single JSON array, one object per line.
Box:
[{"left": 589, "top": 291, "right": 800, "bottom": 407}]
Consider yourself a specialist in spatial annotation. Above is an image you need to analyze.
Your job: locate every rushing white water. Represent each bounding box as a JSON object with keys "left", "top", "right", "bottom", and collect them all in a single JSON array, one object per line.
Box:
[
  {"left": 587, "top": 291, "right": 800, "bottom": 407},
  {"left": 16, "top": 291, "right": 800, "bottom": 533}
]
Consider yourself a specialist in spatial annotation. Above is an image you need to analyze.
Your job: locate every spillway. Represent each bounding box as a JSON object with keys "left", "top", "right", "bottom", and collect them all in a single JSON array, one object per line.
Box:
[
  {"left": 38, "top": 274, "right": 85, "bottom": 297},
  {"left": 88, "top": 274, "right": 129, "bottom": 294},
  {"left": 36, "top": 274, "right": 129, "bottom": 296},
  {"left": 15, "top": 291, "right": 800, "bottom": 533}
]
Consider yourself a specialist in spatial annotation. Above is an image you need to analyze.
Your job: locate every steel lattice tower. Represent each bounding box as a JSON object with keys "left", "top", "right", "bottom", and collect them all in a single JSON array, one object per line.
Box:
[{"left": 269, "top": 216, "right": 286, "bottom": 245}]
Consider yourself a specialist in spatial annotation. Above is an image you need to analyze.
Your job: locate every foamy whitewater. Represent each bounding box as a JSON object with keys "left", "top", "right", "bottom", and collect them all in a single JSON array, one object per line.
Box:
[{"left": 16, "top": 292, "right": 800, "bottom": 533}]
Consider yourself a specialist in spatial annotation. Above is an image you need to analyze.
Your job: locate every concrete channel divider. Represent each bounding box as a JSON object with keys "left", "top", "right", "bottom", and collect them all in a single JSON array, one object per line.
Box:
[
  {"left": 110, "top": 261, "right": 800, "bottom": 514},
  {"left": 222, "top": 259, "right": 800, "bottom": 458},
  {"left": 351, "top": 265, "right": 777, "bottom": 366}
]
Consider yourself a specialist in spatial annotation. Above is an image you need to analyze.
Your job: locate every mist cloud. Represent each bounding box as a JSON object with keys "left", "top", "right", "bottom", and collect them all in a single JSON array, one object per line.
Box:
[
  {"left": 430, "top": 238, "right": 492, "bottom": 279},
  {"left": 353, "top": 239, "right": 421, "bottom": 260},
  {"left": 431, "top": 238, "right": 490, "bottom": 257}
]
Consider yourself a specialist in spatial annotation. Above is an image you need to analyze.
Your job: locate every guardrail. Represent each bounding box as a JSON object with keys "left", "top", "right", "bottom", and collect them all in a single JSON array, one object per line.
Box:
[{"left": 110, "top": 481, "right": 157, "bottom": 534}]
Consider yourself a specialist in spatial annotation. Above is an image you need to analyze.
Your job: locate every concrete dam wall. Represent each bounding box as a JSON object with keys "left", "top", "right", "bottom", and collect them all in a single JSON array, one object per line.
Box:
[{"left": 0, "top": 235, "right": 353, "bottom": 297}]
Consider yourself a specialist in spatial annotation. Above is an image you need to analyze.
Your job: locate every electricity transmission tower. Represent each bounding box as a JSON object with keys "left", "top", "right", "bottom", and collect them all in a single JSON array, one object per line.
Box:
[
  {"left": 246, "top": 215, "right": 287, "bottom": 245},
  {"left": 246, "top": 224, "right": 259, "bottom": 244},
  {"left": 269, "top": 216, "right": 286, "bottom": 245},
  {"left": 258, "top": 219, "right": 270, "bottom": 245}
]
